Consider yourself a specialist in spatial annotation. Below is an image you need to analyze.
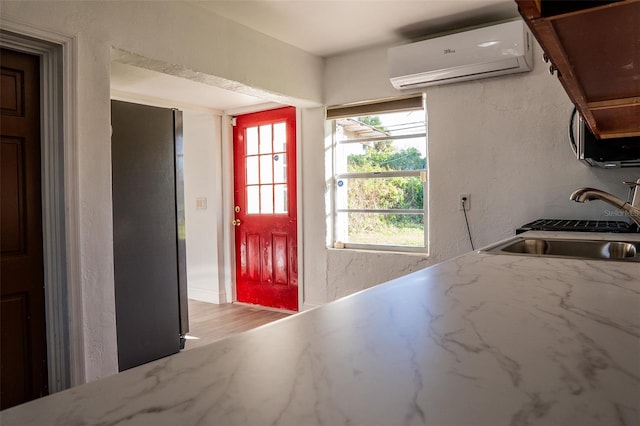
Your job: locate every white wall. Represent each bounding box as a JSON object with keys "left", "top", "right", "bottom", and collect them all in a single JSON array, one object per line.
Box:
[
  {"left": 3, "top": 0, "right": 636, "bottom": 382},
  {"left": 1, "top": 1, "right": 323, "bottom": 382},
  {"left": 299, "top": 107, "right": 329, "bottom": 306},
  {"left": 183, "top": 111, "right": 225, "bottom": 304},
  {"left": 307, "top": 40, "right": 638, "bottom": 305},
  {"left": 424, "top": 43, "right": 637, "bottom": 263}
]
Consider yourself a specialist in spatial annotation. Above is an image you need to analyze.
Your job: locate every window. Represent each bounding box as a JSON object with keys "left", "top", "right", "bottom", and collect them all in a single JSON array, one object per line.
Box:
[
  {"left": 244, "top": 122, "right": 288, "bottom": 214},
  {"left": 328, "top": 95, "right": 427, "bottom": 252}
]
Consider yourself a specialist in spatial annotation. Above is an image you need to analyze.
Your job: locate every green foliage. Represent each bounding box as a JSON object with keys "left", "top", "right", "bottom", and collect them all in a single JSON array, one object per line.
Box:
[
  {"left": 348, "top": 146, "right": 425, "bottom": 172},
  {"left": 345, "top": 116, "right": 426, "bottom": 240}
]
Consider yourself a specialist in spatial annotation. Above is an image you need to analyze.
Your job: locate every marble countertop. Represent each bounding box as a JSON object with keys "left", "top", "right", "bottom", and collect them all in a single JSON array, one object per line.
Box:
[{"left": 3, "top": 231, "right": 639, "bottom": 425}]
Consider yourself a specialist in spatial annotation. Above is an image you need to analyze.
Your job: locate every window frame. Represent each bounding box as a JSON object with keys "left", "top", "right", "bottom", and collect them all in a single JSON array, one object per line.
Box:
[{"left": 328, "top": 95, "right": 428, "bottom": 253}]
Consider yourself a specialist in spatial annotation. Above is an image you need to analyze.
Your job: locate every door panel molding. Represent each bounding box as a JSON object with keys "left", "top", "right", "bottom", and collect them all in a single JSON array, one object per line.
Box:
[
  {"left": 0, "top": 19, "right": 82, "bottom": 390},
  {"left": 0, "top": 136, "right": 27, "bottom": 255},
  {"left": 0, "top": 292, "right": 30, "bottom": 407}
]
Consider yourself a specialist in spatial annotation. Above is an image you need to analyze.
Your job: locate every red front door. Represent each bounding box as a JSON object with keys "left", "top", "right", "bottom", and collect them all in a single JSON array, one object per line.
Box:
[{"left": 233, "top": 107, "right": 298, "bottom": 311}]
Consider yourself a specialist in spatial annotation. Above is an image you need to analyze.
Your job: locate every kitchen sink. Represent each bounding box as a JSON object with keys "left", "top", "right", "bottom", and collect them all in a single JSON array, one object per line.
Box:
[{"left": 482, "top": 237, "right": 640, "bottom": 262}]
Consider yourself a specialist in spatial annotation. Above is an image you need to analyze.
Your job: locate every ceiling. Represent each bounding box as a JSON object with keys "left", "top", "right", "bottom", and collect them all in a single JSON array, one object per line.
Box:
[
  {"left": 111, "top": 0, "right": 519, "bottom": 111},
  {"left": 193, "top": 0, "right": 518, "bottom": 57}
]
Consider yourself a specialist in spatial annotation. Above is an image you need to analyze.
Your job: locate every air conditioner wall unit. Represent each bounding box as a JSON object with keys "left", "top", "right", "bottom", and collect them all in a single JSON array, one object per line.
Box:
[{"left": 388, "top": 20, "right": 533, "bottom": 89}]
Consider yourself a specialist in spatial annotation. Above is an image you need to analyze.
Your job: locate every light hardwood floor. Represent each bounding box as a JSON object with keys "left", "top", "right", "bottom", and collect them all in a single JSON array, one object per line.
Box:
[{"left": 184, "top": 300, "right": 291, "bottom": 351}]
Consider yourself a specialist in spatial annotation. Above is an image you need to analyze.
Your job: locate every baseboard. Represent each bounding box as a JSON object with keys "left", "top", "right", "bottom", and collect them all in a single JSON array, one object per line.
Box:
[
  {"left": 187, "top": 285, "right": 225, "bottom": 304},
  {"left": 301, "top": 302, "right": 320, "bottom": 312}
]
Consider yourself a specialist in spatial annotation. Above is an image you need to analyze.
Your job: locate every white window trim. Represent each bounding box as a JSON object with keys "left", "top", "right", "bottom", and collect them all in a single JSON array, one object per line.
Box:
[{"left": 328, "top": 95, "right": 428, "bottom": 253}]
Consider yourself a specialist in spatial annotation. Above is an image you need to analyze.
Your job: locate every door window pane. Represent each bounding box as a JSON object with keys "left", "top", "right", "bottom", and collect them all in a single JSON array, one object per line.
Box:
[
  {"left": 261, "top": 185, "right": 273, "bottom": 214},
  {"left": 247, "top": 186, "right": 259, "bottom": 214},
  {"left": 274, "top": 184, "right": 287, "bottom": 213},
  {"left": 273, "top": 122, "right": 286, "bottom": 152},
  {"left": 259, "top": 125, "right": 272, "bottom": 154},
  {"left": 260, "top": 154, "right": 273, "bottom": 184},
  {"left": 273, "top": 154, "right": 286, "bottom": 183},
  {"left": 246, "top": 127, "right": 259, "bottom": 155},
  {"left": 246, "top": 156, "right": 259, "bottom": 185}
]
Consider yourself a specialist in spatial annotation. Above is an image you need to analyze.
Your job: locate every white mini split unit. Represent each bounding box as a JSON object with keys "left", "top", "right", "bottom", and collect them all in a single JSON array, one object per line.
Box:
[{"left": 388, "top": 20, "right": 533, "bottom": 89}]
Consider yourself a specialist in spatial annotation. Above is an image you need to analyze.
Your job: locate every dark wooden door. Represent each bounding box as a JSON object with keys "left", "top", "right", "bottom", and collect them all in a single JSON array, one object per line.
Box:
[
  {"left": 233, "top": 107, "right": 298, "bottom": 311},
  {"left": 0, "top": 48, "right": 49, "bottom": 409}
]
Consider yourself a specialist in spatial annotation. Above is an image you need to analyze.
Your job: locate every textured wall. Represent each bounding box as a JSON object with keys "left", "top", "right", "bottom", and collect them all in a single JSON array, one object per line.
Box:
[
  {"left": 183, "top": 112, "right": 225, "bottom": 303},
  {"left": 424, "top": 44, "right": 636, "bottom": 263},
  {"left": 1, "top": 1, "right": 323, "bottom": 381},
  {"left": 3, "top": 1, "right": 636, "bottom": 378},
  {"left": 312, "top": 40, "right": 638, "bottom": 304}
]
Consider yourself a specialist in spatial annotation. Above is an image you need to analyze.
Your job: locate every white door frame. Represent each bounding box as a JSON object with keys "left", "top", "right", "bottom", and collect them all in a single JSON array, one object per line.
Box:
[
  {"left": 221, "top": 105, "right": 304, "bottom": 311},
  {"left": 0, "top": 19, "right": 84, "bottom": 390}
]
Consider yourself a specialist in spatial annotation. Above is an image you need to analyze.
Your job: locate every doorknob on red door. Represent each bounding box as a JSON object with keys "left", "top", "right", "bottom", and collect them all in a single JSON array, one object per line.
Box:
[{"left": 232, "top": 219, "right": 241, "bottom": 226}]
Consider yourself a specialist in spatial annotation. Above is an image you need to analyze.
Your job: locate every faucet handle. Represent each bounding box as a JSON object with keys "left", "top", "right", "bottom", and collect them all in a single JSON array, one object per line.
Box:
[{"left": 623, "top": 181, "right": 640, "bottom": 186}]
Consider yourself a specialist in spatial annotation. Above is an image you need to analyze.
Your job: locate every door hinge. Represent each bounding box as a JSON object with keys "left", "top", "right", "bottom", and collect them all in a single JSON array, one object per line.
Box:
[{"left": 230, "top": 117, "right": 237, "bottom": 127}]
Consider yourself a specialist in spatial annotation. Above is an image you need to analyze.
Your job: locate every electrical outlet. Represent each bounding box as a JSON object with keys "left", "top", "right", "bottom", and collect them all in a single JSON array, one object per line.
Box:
[{"left": 459, "top": 194, "right": 470, "bottom": 211}]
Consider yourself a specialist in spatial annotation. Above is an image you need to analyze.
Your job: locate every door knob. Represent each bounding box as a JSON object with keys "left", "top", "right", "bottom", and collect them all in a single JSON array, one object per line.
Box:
[{"left": 232, "top": 219, "right": 241, "bottom": 226}]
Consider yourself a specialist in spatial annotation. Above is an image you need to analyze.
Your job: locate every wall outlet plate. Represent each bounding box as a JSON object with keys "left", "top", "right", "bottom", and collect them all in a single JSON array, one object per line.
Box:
[{"left": 459, "top": 194, "right": 470, "bottom": 211}]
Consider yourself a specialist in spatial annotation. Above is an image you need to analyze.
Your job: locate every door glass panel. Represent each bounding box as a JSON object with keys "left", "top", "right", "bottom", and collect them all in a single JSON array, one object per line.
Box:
[
  {"left": 259, "top": 124, "right": 272, "bottom": 154},
  {"left": 246, "top": 127, "right": 259, "bottom": 155},
  {"left": 274, "top": 184, "right": 287, "bottom": 213},
  {"left": 273, "top": 122, "right": 286, "bottom": 152},
  {"left": 246, "top": 156, "right": 259, "bottom": 185},
  {"left": 260, "top": 154, "right": 273, "bottom": 184},
  {"left": 273, "top": 154, "right": 286, "bottom": 183},
  {"left": 240, "top": 114, "right": 292, "bottom": 217},
  {"left": 261, "top": 185, "right": 273, "bottom": 214},
  {"left": 247, "top": 186, "right": 259, "bottom": 214}
]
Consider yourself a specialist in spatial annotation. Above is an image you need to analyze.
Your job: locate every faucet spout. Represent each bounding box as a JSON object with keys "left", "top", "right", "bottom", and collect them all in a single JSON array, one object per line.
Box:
[
  {"left": 570, "top": 183, "right": 640, "bottom": 228},
  {"left": 569, "top": 188, "right": 627, "bottom": 208}
]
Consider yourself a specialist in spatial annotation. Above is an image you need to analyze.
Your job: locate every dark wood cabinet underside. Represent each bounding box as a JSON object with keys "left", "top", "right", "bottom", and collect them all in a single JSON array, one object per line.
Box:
[{"left": 517, "top": 0, "right": 640, "bottom": 139}]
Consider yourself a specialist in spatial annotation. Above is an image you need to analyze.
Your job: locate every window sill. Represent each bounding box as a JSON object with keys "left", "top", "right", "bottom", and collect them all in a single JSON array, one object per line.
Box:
[{"left": 327, "top": 247, "right": 429, "bottom": 257}]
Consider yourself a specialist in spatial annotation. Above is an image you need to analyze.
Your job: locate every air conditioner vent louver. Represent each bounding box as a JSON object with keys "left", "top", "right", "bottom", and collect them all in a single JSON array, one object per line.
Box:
[{"left": 388, "top": 20, "right": 533, "bottom": 89}]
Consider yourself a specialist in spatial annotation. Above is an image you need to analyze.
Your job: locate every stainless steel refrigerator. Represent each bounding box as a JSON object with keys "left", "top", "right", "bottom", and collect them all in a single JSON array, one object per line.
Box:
[{"left": 111, "top": 100, "right": 188, "bottom": 371}]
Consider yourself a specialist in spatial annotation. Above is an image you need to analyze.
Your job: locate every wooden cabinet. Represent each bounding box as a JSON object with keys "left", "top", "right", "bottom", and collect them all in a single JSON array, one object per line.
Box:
[{"left": 516, "top": 0, "right": 640, "bottom": 139}]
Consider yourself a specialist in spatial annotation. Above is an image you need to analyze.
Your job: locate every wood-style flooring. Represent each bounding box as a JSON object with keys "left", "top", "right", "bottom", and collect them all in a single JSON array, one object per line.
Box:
[{"left": 184, "top": 299, "right": 291, "bottom": 351}]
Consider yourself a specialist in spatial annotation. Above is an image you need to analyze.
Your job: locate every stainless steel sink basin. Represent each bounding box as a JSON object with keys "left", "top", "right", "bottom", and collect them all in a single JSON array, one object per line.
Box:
[{"left": 483, "top": 237, "right": 640, "bottom": 262}]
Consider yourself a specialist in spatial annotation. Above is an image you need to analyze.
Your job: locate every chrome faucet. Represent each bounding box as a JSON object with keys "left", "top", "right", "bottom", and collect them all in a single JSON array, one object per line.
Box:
[{"left": 570, "top": 179, "right": 640, "bottom": 228}]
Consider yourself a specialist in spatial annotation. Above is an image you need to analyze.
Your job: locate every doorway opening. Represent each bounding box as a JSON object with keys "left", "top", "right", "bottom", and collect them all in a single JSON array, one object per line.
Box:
[
  {"left": 232, "top": 107, "right": 299, "bottom": 311},
  {"left": 110, "top": 59, "right": 301, "bottom": 353}
]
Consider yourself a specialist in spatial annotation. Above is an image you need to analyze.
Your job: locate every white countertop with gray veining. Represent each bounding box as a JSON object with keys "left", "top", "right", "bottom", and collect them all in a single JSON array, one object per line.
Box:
[{"left": 3, "top": 232, "right": 639, "bottom": 425}]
